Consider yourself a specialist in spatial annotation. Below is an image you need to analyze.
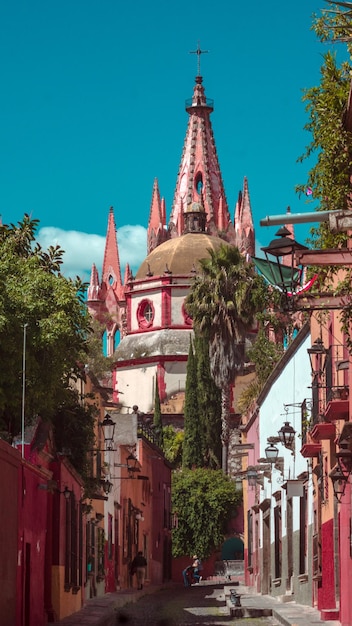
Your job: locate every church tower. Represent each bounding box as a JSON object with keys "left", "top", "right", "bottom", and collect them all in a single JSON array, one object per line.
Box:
[
  {"left": 89, "top": 54, "right": 256, "bottom": 360},
  {"left": 87, "top": 207, "right": 126, "bottom": 356},
  {"left": 169, "top": 70, "right": 231, "bottom": 239}
]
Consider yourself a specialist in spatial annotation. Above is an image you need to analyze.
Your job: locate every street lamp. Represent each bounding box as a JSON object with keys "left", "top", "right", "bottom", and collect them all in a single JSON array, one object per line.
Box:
[
  {"left": 101, "top": 479, "right": 113, "bottom": 495},
  {"left": 247, "top": 466, "right": 259, "bottom": 487},
  {"left": 329, "top": 465, "right": 348, "bottom": 502},
  {"left": 307, "top": 338, "right": 328, "bottom": 377},
  {"left": 261, "top": 227, "right": 308, "bottom": 309},
  {"left": 336, "top": 438, "right": 352, "bottom": 478},
  {"left": 265, "top": 442, "right": 279, "bottom": 464},
  {"left": 278, "top": 421, "right": 296, "bottom": 450},
  {"left": 100, "top": 414, "right": 116, "bottom": 451}
]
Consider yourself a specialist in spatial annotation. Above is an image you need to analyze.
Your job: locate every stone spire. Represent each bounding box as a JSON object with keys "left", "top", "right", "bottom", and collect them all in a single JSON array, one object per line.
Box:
[
  {"left": 147, "top": 178, "right": 167, "bottom": 253},
  {"left": 169, "top": 74, "right": 229, "bottom": 236},
  {"left": 87, "top": 207, "right": 126, "bottom": 356},
  {"left": 234, "top": 177, "right": 255, "bottom": 257},
  {"left": 101, "top": 207, "right": 124, "bottom": 300}
]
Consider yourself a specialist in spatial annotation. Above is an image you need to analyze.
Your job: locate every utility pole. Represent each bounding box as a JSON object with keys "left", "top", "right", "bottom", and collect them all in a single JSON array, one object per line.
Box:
[{"left": 21, "top": 323, "right": 28, "bottom": 458}]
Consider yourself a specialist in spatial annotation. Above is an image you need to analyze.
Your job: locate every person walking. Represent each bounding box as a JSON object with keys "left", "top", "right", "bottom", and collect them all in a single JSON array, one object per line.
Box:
[
  {"left": 182, "top": 563, "right": 194, "bottom": 587},
  {"left": 192, "top": 555, "right": 202, "bottom": 584},
  {"left": 131, "top": 551, "right": 147, "bottom": 590}
]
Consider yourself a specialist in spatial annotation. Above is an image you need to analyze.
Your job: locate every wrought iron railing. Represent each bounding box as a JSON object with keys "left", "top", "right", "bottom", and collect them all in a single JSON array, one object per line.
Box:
[{"left": 137, "top": 419, "right": 163, "bottom": 448}]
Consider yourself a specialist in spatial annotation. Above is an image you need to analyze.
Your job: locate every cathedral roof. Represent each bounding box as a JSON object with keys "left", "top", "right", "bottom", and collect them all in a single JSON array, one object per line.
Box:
[{"left": 135, "top": 232, "right": 229, "bottom": 279}]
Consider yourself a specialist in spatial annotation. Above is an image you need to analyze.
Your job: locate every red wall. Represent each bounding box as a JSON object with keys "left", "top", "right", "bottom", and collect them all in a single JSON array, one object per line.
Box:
[
  {"left": 318, "top": 518, "right": 336, "bottom": 611},
  {"left": 0, "top": 442, "right": 20, "bottom": 626},
  {"left": 18, "top": 465, "right": 49, "bottom": 626},
  {"left": 339, "top": 502, "right": 352, "bottom": 626}
]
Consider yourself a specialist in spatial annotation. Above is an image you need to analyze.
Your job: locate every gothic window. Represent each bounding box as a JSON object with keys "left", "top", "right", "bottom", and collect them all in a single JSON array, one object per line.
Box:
[
  {"left": 137, "top": 300, "right": 155, "bottom": 329},
  {"left": 195, "top": 172, "right": 203, "bottom": 196}
]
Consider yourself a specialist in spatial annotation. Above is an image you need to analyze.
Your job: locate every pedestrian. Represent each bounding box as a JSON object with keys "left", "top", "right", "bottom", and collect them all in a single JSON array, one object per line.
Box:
[
  {"left": 192, "top": 555, "right": 202, "bottom": 584},
  {"left": 182, "top": 563, "right": 194, "bottom": 587},
  {"left": 130, "top": 550, "right": 147, "bottom": 590}
]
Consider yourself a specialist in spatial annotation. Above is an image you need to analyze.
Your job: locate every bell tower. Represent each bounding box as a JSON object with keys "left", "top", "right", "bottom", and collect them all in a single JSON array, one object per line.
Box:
[{"left": 169, "top": 59, "right": 230, "bottom": 238}]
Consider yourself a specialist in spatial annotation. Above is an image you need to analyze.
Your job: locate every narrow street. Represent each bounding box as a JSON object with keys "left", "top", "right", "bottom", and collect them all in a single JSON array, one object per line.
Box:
[{"left": 112, "top": 583, "right": 277, "bottom": 626}]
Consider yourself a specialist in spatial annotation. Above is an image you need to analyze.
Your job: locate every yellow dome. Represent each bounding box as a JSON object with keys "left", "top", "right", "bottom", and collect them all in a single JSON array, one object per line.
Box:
[{"left": 136, "top": 233, "right": 229, "bottom": 279}]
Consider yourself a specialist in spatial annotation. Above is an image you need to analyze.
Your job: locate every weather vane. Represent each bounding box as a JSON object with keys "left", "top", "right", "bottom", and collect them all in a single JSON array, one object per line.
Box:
[{"left": 189, "top": 41, "right": 209, "bottom": 76}]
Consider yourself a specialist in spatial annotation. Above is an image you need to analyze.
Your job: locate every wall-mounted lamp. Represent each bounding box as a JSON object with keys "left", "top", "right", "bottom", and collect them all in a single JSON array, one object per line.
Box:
[
  {"left": 261, "top": 227, "right": 308, "bottom": 309},
  {"left": 307, "top": 337, "right": 328, "bottom": 377},
  {"left": 101, "top": 479, "right": 113, "bottom": 495},
  {"left": 100, "top": 414, "right": 116, "bottom": 451},
  {"left": 60, "top": 486, "right": 72, "bottom": 500},
  {"left": 265, "top": 442, "right": 279, "bottom": 464},
  {"left": 81, "top": 503, "right": 93, "bottom": 515},
  {"left": 247, "top": 466, "right": 259, "bottom": 487},
  {"left": 336, "top": 438, "right": 352, "bottom": 478},
  {"left": 278, "top": 421, "right": 296, "bottom": 450},
  {"left": 329, "top": 465, "right": 348, "bottom": 502},
  {"left": 127, "top": 454, "right": 140, "bottom": 475}
]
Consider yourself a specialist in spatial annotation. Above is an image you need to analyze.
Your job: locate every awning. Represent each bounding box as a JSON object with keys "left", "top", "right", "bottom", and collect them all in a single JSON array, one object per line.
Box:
[{"left": 252, "top": 256, "right": 301, "bottom": 290}]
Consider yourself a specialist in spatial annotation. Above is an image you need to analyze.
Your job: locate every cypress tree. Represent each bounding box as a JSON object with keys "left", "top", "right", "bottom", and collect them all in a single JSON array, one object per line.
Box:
[
  {"left": 195, "top": 334, "right": 222, "bottom": 469},
  {"left": 182, "top": 339, "right": 203, "bottom": 468}
]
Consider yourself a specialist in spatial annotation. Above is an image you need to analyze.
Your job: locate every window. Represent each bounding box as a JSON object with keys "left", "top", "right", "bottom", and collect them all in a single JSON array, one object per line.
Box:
[{"left": 137, "top": 300, "right": 155, "bottom": 329}]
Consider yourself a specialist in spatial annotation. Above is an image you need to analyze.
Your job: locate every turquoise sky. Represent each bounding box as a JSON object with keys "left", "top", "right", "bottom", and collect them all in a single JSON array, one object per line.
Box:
[{"left": 0, "top": 1, "right": 346, "bottom": 279}]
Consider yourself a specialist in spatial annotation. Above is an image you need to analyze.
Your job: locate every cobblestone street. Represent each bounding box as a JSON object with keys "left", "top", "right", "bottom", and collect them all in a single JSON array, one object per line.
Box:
[{"left": 113, "top": 584, "right": 277, "bottom": 626}]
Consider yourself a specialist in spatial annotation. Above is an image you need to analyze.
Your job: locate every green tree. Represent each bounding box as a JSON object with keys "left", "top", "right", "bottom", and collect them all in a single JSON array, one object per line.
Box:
[
  {"left": 297, "top": 2, "right": 352, "bottom": 251},
  {"left": 162, "top": 425, "right": 184, "bottom": 466},
  {"left": 0, "top": 214, "right": 91, "bottom": 440},
  {"left": 172, "top": 467, "right": 242, "bottom": 559},
  {"left": 52, "top": 387, "right": 97, "bottom": 483},
  {"left": 185, "top": 244, "right": 268, "bottom": 473},
  {"left": 194, "top": 334, "right": 222, "bottom": 469},
  {"left": 182, "top": 339, "right": 203, "bottom": 468}
]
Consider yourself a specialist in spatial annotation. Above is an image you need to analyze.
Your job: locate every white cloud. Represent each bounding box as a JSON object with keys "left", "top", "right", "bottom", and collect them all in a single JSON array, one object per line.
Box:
[{"left": 37, "top": 224, "right": 147, "bottom": 282}]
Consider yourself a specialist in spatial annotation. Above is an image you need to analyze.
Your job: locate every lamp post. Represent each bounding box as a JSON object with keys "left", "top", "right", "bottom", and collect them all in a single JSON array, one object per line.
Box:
[{"left": 21, "top": 323, "right": 28, "bottom": 458}]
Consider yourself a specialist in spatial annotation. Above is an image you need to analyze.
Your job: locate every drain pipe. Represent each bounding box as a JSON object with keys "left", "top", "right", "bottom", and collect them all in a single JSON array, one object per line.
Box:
[{"left": 260, "top": 210, "right": 335, "bottom": 227}]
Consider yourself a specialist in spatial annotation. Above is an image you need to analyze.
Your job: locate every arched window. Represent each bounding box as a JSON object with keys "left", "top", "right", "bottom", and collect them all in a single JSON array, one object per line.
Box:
[{"left": 195, "top": 172, "right": 203, "bottom": 196}]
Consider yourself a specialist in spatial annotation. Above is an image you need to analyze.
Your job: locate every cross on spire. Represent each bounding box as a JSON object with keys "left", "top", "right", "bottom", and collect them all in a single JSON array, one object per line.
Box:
[{"left": 189, "top": 41, "right": 209, "bottom": 76}]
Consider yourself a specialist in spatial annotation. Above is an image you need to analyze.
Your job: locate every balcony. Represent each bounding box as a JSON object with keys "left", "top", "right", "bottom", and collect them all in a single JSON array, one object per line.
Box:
[{"left": 324, "top": 385, "right": 349, "bottom": 421}]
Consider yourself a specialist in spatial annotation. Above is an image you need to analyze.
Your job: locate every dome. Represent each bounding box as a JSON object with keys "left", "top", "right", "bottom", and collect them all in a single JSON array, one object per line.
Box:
[{"left": 135, "top": 233, "right": 229, "bottom": 279}]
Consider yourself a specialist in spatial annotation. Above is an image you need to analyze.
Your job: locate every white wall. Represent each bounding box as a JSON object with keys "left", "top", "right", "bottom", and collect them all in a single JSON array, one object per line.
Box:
[{"left": 260, "top": 332, "right": 313, "bottom": 535}]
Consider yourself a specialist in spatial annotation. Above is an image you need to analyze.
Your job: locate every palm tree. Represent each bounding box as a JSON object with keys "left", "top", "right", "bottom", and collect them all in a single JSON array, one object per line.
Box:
[{"left": 186, "top": 244, "right": 267, "bottom": 473}]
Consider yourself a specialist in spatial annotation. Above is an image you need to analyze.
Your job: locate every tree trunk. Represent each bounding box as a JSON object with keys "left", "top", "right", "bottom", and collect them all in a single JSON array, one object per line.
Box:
[{"left": 221, "top": 385, "right": 231, "bottom": 473}]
